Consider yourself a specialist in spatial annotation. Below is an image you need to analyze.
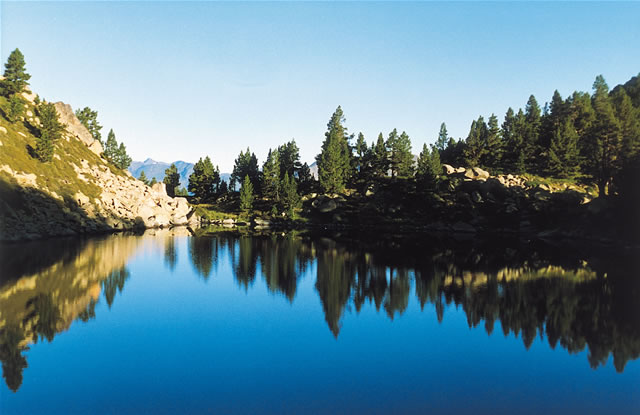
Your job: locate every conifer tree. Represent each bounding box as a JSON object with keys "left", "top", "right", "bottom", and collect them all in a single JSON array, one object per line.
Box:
[
  {"left": 586, "top": 75, "right": 621, "bottom": 196},
  {"left": 316, "top": 106, "right": 352, "bottom": 193},
  {"left": 138, "top": 171, "right": 150, "bottom": 186},
  {"left": 523, "top": 95, "right": 542, "bottom": 170},
  {"left": 75, "top": 107, "right": 103, "bottom": 143},
  {"left": 150, "top": 177, "right": 158, "bottom": 186},
  {"left": 611, "top": 88, "right": 640, "bottom": 170},
  {"left": 277, "top": 139, "right": 301, "bottom": 180},
  {"left": 482, "top": 114, "right": 502, "bottom": 169},
  {"left": 394, "top": 131, "right": 414, "bottom": 178},
  {"left": 547, "top": 118, "right": 581, "bottom": 178},
  {"left": 502, "top": 109, "right": 526, "bottom": 173},
  {"left": 297, "top": 162, "right": 314, "bottom": 194},
  {"left": 373, "top": 133, "right": 389, "bottom": 177},
  {"left": 188, "top": 157, "right": 219, "bottom": 201},
  {"left": 103, "top": 129, "right": 118, "bottom": 163},
  {"left": 239, "top": 175, "right": 254, "bottom": 214},
  {"left": 164, "top": 163, "right": 181, "bottom": 198},
  {"left": 262, "top": 149, "right": 281, "bottom": 201},
  {"left": 115, "top": 142, "right": 132, "bottom": 170},
  {"left": 231, "top": 147, "right": 259, "bottom": 191},
  {"left": 436, "top": 122, "right": 449, "bottom": 152},
  {"left": 1, "top": 49, "right": 31, "bottom": 97},
  {"left": 281, "top": 172, "right": 301, "bottom": 218},
  {"left": 416, "top": 144, "right": 440, "bottom": 190},
  {"left": 6, "top": 94, "right": 25, "bottom": 123},
  {"left": 34, "top": 102, "right": 64, "bottom": 162},
  {"left": 464, "top": 117, "right": 488, "bottom": 167}
]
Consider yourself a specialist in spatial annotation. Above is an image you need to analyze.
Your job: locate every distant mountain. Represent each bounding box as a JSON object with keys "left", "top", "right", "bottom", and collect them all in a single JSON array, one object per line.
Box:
[
  {"left": 309, "top": 161, "right": 318, "bottom": 179},
  {"left": 129, "top": 159, "right": 230, "bottom": 189}
]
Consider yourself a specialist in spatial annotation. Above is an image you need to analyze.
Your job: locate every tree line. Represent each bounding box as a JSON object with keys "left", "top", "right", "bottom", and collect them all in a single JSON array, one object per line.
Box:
[{"left": 186, "top": 72, "right": 638, "bottom": 216}]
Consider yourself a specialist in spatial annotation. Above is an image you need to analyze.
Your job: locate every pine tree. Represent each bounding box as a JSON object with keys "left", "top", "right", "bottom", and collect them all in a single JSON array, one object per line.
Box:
[
  {"left": 6, "top": 94, "right": 25, "bottom": 123},
  {"left": 316, "top": 106, "right": 352, "bottom": 193},
  {"left": 297, "top": 162, "right": 314, "bottom": 194},
  {"left": 441, "top": 137, "right": 466, "bottom": 166},
  {"left": 188, "top": 157, "right": 219, "bottom": 201},
  {"left": 115, "top": 142, "right": 132, "bottom": 170},
  {"left": 281, "top": 172, "right": 301, "bottom": 218},
  {"left": 436, "top": 122, "right": 449, "bottom": 152},
  {"left": 103, "top": 129, "right": 118, "bottom": 163},
  {"left": 150, "top": 177, "right": 158, "bottom": 186},
  {"left": 75, "top": 107, "right": 103, "bottom": 143},
  {"left": 217, "top": 181, "right": 228, "bottom": 196},
  {"left": 373, "top": 133, "right": 389, "bottom": 177},
  {"left": 1, "top": 49, "right": 31, "bottom": 97},
  {"left": 586, "top": 75, "right": 621, "bottom": 196},
  {"left": 277, "top": 139, "right": 301, "bottom": 180},
  {"left": 502, "top": 108, "right": 526, "bottom": 173},
  {"left": 540, "top": 90, "right": 567, "bottom": 150},
  {"left": 416, "top": 144, "right": 440, "bottom": 190},
  {"left": 523, "top": 95, "right": 542, "bottom": 171},
  {"left": 34, "top": 102, "right": 64, "bottom": 162},
  {"left": 231, "top": 147, "right": 259, "bottom": 191},
  {"left": 239, "top": 174, "right": 254, "bottom": 214},
  {"left": 164, "top": 163, "right": 181, "bottom": 198},
  {"left": 138, "top": 171, "right": 150, "bottom": 186},
  {"left": 611, "top": 88, "right": 640, "bottom": 170},
  {"left": 482, "top": 113, "right": 502, "bottom": 169},
  {"left": 394, "top": 131, "right": 414, "bottom": 178},
  {"left": 464, "top": 117, "right": 488, "bottom": 167},
  {"left": 547, "top": 118, "right": 581, "bottom": 178},
  {"left": 261, "top": 149, "right": 281, "bottom": 201}
]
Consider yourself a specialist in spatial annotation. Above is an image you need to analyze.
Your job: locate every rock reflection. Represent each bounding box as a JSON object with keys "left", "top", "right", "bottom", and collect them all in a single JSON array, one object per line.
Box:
[{"left": 0, "top": 234, "right": 144, "bottom": 392}]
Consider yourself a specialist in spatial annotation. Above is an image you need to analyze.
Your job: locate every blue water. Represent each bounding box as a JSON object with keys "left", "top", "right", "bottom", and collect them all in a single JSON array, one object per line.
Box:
[{"left": 1, "top": 232, "right": 638, "bottom": 414}]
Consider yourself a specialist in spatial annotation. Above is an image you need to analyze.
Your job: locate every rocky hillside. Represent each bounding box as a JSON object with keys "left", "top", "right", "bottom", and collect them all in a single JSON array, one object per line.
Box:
[{"left": 0, "top": 91, "right": 198, "bottom": 241}]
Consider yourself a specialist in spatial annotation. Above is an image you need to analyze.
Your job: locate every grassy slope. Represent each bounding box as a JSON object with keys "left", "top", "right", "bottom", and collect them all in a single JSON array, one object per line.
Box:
[{"left": 0, "top": 96, "right": 127, "bottom": 216}]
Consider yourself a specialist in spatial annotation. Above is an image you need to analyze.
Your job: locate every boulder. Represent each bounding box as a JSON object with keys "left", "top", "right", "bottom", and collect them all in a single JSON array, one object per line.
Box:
[
  {"left": 472, "top": 167, "right": 490, "bottom": 179},
  {"left": 151, "top": 182, "right": 168, "bottom": 197},
  {"left": 0, "top": 126, "right": 7, "bottom": 134},
  {"left": 222, "top": 218, "right": 235, "bottom": 225},
  {"left": 464, "top": 167, "right": 490, "bottom": 180},
  {"left": 442, "top": 164, "right": 456, "bottom": 175}
]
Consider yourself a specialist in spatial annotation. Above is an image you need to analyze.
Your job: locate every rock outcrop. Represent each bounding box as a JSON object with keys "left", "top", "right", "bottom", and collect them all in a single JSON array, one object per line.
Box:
[
  {"left": 0, "top": 99, "right": 199, "bottom": 241},
  {"left": 54, "top": 102, "right": 104, "bottom": 155}
]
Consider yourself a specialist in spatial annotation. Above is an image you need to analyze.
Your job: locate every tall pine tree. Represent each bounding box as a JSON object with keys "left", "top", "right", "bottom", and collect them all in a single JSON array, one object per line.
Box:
[
  {"left": 1, "top": 49, "right": 31, "bottom": 97},
  {"left": 316, "top": 106, "right": 352, "bottom": 193}
]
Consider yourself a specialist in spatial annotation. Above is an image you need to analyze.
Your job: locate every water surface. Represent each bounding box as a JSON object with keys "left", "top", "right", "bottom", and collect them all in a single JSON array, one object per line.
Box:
[{"left": 1, "top": 229, "right": 639, "bottom": 414}]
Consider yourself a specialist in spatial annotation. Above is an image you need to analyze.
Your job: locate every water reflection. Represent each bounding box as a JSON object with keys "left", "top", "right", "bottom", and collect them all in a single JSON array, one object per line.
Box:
[
  {"left": 0, "top": 234, "right": 145, "bottom": 392},
  {"left": 1, "top": 230, "right": 639, "bottom": 393}
]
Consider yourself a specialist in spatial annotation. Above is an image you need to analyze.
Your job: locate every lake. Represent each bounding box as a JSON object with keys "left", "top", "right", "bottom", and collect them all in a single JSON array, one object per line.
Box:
[{"left": 1, "top": 229, "right": 639, "bottom": 414}]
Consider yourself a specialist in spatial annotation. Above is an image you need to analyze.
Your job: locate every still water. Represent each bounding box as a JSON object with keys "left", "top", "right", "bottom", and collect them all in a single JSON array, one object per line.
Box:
[{"left": 1, "top": 229, "right": 639, "bottom": 414}]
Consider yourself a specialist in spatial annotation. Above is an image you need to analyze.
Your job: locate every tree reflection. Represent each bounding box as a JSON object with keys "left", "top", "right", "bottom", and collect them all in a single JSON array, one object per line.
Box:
[
  {"left": 164, "top": 237, "right": 178, "bottom": 271},
  {"left": 102, "top": 267, "right": 130, "bottom": 309},
  {"left": 189, "top": 236, "right": 219, "bottom": 280},
  {"left": 0, "top": 325, "right": 28, "bottom": 392},
  {"left": 28, "top": 293, "right": 62, "bottom": 343}
]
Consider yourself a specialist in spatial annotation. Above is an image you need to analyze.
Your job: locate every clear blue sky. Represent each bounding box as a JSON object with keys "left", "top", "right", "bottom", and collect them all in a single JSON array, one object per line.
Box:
[{"left": 2, "top": 1, "right": 639, "bottom": 172}]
